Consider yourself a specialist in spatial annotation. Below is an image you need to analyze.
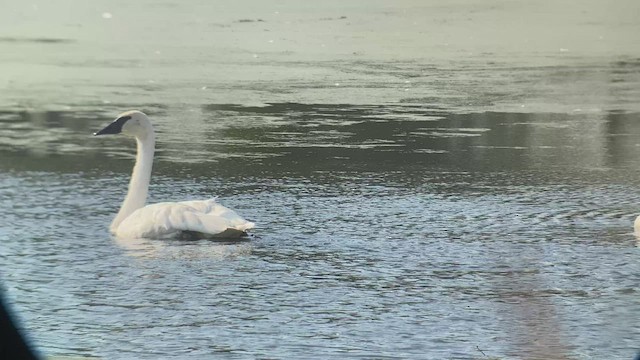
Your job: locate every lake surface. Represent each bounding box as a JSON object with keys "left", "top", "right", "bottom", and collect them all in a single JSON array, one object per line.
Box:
[{"left": 2, "top": 1, "right": 640, "bottom": 359}]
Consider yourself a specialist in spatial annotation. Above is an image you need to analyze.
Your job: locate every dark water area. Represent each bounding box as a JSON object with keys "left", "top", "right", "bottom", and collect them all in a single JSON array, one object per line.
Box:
[
  {"left": 2, "top": 1, "right": 640, "bottom": 359},
  {"left": 3, "top": 105, "right": 640, "bottom": 360}
]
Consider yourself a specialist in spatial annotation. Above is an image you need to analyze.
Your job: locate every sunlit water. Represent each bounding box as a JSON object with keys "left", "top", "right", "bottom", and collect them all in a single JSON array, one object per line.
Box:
[{"left": 2, "top": 1, "right": 640, "bottom": 359}]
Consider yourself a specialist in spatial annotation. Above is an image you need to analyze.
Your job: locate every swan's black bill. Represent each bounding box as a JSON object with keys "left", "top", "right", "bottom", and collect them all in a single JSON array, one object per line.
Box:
[{"left": 93, "top": 115, "right": 131, "bottom": 136}]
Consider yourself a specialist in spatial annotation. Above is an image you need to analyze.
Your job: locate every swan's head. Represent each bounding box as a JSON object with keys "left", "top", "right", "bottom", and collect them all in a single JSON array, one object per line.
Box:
[{"left": 94, "top": 110, "right": 153, "bottom": 138}]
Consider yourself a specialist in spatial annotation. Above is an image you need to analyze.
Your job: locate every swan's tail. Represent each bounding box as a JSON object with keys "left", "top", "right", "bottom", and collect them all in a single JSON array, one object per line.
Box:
[{"left": 175, "top": 203, "right": 255, "bottom": 238}]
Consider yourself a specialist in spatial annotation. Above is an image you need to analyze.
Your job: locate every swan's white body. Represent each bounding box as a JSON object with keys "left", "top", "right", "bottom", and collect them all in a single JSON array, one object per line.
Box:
[
  {"left": 95, "top": 110, "right": 254, "bottom": 239},
  {"left": 114, "top": 199, "right": 254, "bottom": 239}
]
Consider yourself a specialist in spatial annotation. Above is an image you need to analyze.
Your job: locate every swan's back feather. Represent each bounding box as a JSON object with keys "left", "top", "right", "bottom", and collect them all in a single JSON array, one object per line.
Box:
[{"left": 115, "top": 199, "right": 254, "bottom": 239}]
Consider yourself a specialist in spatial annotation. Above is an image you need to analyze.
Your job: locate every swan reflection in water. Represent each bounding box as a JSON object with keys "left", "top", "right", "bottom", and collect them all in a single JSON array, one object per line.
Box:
[{"left": 114, "top": 235, "right": 254, "bottom": 259}]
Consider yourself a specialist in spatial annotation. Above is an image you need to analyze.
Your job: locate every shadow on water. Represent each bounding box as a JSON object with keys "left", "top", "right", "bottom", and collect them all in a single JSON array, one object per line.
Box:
[
  {"left": 121, "top": 104, "right": 637, "bottom": 175},
  {"left": 0, "top": 36, "right": 75, "bottom": 44},
  {"left": 3, "top": 104, "right": 640, "bottom": 179}
]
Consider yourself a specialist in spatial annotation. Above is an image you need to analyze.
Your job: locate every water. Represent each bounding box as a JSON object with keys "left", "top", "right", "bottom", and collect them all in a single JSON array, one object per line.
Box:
[{"left": 2, "top": 1, "right": 640, "bottom": 359}]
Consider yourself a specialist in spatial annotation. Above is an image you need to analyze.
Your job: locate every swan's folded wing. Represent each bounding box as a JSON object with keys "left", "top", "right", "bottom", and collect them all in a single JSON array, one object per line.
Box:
[
  {"left": 176, "top": 199, "right": 234, "bottom": 216},
  {"left": 116, "top": 200, "right": 254, "bottom": 239},
  {"left": 170, "top": 201, "right": 255, "bottom": 237}
]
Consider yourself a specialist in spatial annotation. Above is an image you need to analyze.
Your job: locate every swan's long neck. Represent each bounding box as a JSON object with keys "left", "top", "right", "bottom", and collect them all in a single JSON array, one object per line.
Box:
[{"left": 110, "top": 131, "right": 155, "bottom": 232}]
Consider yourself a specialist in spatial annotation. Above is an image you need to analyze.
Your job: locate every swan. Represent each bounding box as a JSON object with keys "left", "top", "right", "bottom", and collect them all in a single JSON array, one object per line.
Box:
[{"left": 94, "top": 110, "right": 255, "bottom": 239}]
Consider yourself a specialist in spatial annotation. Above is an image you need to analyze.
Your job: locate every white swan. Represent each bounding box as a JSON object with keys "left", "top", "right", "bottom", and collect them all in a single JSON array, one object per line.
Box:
[{"left": 94, "top": 110, "right": 255, "bottom": 239}]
